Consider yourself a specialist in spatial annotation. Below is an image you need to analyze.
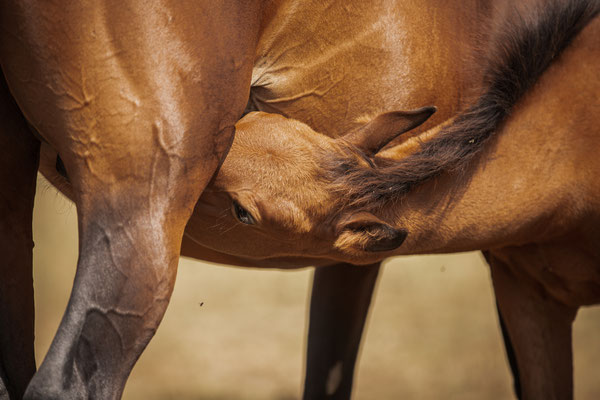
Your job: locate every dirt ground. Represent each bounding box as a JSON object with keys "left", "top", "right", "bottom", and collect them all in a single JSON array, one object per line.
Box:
[{"left": 32, "top": 176, "right": 600, "bottom": 400}]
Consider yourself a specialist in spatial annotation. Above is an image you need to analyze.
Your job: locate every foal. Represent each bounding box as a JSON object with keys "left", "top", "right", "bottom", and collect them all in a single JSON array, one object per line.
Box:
[{"left": 185, "top": 2, "right": 600, "bottom": 398}]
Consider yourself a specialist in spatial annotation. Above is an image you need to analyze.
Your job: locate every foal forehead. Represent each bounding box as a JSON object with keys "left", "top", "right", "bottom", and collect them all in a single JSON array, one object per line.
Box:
[
  {"left": 235, "top": 112, "right": 325, "bottom": 148},
  {"left": 228, "top": 112, "right": 331, "bottom": 176},
  {"left": 217, "top": 112, "right": 339, "bottom": 220}
]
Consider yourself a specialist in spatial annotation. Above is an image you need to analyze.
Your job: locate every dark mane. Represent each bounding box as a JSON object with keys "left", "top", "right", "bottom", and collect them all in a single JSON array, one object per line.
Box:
[{"left": 325, "top": 0, "right": 599, "bottom": 210}]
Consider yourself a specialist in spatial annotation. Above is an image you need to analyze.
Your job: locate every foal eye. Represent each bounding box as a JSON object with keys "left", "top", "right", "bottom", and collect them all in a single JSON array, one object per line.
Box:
[{"left": 232, "top": 201, "right": 255, "bottom": 225}]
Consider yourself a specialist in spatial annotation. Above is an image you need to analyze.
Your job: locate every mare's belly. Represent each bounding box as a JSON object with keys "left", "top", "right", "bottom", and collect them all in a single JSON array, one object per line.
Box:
[
  {"left": 249, "top": 0, "right": 478, "bottom": 138},
  {"left": 493, "top": 242, "right": 600, "bottom": 307}
]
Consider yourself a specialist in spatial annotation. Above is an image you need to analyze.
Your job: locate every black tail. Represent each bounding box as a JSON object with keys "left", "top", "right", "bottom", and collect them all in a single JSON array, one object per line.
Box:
[{"left": 327, "top": 0, "right": 599, "bottom": 210}]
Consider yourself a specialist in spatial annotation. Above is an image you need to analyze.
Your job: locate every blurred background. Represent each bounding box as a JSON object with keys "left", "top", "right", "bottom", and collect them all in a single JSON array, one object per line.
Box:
[{"left": 33, "top": 175, "right": 600, "bottom": 400}]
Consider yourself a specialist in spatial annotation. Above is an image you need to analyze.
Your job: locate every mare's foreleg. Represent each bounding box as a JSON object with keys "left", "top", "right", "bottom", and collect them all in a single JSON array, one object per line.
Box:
[
  {"left": 23, "top": 129, "right": 232, "bottom": 399},
  {"left": 0, "top": 73, "right": 39, "bottom": 399},
  {"left": 486, "top": 251, "right": 577, "bottom": 400},
  {"left": 303, "top": 263, "right": 380, "bottom": 400}
]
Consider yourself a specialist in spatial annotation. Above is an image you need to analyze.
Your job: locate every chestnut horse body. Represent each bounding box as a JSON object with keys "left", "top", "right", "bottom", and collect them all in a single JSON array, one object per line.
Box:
[
  {"left": 178, "top": 1, "right": 600, "bottom": 399},
  {"left": 187, "top": 3, "right": 598, "bottom": 400},
  {"left": 0, "top": 0, "right": 581, "bottom": 399}
]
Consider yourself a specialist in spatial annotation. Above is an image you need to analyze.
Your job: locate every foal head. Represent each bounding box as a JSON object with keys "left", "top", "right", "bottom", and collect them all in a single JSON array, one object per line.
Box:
[{"left": 186, "top": 108, "right": 434, "bottom": 263}]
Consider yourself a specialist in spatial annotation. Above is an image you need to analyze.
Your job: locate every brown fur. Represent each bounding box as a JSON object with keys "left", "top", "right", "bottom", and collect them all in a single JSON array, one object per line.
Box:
[
  {"left": 22, "top": 1, "right": 598, "bottom": 398},
  {"left": 0, "top": 1, "right": 264, "bottom": 398},
  {"left": 173, "top": 2, "right": 600, "bottom": 398},
  {"left": 325, "top": 0, "right": 599, "bottom": 210}
]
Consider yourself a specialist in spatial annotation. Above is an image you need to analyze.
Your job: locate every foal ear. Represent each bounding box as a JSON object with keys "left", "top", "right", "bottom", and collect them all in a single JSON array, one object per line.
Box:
[
  {"left": 343, "top": 106, "right": 437, "bottom": 156},
  {"left": 334, "top": 212, "right": 407, "bottom": 253}
]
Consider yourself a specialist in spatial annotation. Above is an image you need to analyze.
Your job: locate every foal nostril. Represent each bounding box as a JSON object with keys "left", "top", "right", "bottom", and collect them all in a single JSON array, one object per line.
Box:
[
  {"left": 396, "top": 228, "right": 408, "bottom": 246},
  {"left": 364, "top": 226, "right": 408, "bottom": 252},
  {"left": 387, "top": 227, "right": 408, "bottom": 249}
]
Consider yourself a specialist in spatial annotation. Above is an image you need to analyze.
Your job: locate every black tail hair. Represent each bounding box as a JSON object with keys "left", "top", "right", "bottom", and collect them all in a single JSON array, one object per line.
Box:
[{"left": 326, "top": 0, "right": 599, "bottom": 209}]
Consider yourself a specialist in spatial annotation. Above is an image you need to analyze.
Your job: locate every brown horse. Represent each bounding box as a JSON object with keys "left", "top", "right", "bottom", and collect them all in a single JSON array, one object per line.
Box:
[
  {"left": 0, "top": 2, "right": 263, "bottom": 399},
  {"left": 176, "top": 1, "right": 599, "bottom": 399},
  {"left": 1, "top": 0, "right": 570, "bottom": 399},
  {"left": 3, "top": 1, "right": 504, "bottom": 399}
]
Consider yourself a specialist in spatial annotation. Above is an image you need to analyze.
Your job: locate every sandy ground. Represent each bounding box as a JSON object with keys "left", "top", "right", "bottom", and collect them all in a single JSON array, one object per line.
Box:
[{"left": 32, "top": 176, "right": 600, "bottom": 399}]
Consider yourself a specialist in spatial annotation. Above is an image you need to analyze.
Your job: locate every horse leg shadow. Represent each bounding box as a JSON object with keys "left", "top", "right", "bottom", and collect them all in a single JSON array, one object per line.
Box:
[{"left": 0, "top": 69, "right": 39, "bottom": 400}]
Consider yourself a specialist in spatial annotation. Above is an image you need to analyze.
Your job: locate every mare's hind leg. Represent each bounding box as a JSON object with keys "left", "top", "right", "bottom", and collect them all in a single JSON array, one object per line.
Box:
[
  {"left": 303, "top": 263, "right": 380, "bottom": 400},
  {"left": 486, "top": 250, "right": 577, "bottom": 400},
  {"left": 0, "top": 71, "right": 39, "bottom": 399}
]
